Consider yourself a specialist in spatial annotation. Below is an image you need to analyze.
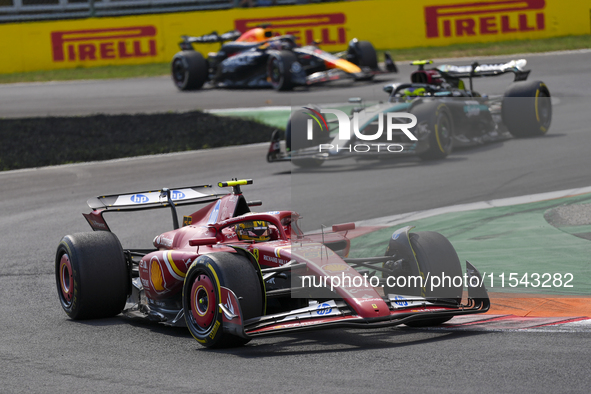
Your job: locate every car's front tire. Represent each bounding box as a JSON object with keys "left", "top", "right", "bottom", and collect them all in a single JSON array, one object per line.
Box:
[
  {"left": 403, "top": 231, "right": 463, "bottom": 327},
  {"left": 348, "top": 40, "right": 378, "bottom": 70},
  {"left": 267, "top": 50, "right": 296, "bottom": 91},
  {"left": 287, "top": 106, "right": 329, "bottom": 168},
  {"left": 412, "top": 102, "right": 454, "bottom": 160},
  {"left": 183, "top": 252, "right": 263, "bottom": 348},
  {"left": 384, "top": 230, "right": 462, "bottom": 327}
]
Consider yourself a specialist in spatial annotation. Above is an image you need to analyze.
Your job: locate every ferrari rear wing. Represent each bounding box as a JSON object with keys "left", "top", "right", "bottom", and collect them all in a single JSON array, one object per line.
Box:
[
  {"left": 436, "top": 59, "right": 530, "bottom": 82},
  {"left": 84, "top": 184, "right": 228, "bottom": 232},
  {"left": 87, "top": 184, "right": 226, "bottom": 211}
]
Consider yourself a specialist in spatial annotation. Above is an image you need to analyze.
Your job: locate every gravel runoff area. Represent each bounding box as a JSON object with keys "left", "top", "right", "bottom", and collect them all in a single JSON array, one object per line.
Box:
[{"left": 0, "top": 111, "right": 276, "bottom": 171}]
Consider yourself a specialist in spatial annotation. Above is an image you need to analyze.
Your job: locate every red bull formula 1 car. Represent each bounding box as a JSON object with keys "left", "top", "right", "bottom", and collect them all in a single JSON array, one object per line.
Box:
[
  {"left": 55, "top": 179, "right": 489, "bottom": 348},
  {"left": 171, "top": 25, "right": 396, "bottom": 91}
]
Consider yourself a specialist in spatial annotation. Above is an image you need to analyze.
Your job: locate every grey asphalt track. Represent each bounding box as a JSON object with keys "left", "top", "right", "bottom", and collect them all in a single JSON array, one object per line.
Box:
[
  {"left": 1, "top": 50, "right": 591, "bottom": 393},
  {"left": 1, "top": 49, "right": 589, "bottom": 118}
]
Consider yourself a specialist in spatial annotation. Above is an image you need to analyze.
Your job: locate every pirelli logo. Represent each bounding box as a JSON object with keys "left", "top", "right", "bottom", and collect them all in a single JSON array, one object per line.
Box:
[
  {"left": 425, "top": 0, "right": 546, "bottom": 38},
  {"left": 234, "top": 13, "right": 346, "bottom": 45},
  {"left": 51, "top": 26, "right": 158, "bottom": 62}
]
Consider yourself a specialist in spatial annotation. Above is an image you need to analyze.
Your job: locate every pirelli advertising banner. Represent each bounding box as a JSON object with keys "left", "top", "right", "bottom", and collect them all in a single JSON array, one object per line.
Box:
[{"left": 0, "top": 0, "right": 590, "bottom": 74}]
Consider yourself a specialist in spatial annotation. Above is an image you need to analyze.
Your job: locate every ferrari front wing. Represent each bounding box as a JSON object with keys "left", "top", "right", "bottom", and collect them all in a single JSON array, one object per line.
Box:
[{"left": 220, "top": 262, "right": 490, "bottom": 339}]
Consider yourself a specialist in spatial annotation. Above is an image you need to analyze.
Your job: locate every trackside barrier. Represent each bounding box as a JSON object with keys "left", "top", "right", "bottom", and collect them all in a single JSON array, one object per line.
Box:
[
  {"left": 0, "top": 0, "right": 307, "bottom": 23},
  {"left": 0, "top": 0, "right": 589, "bottom": 74}
]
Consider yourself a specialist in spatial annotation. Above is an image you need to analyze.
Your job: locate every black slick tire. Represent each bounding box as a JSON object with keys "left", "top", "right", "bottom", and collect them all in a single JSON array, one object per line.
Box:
[
  {"left": 403, "top": 231, "right": 463, "bottom": 327},
  {"left": 267, "top": 50, "right": 296, "bottom": 91},
  {"left": 412, "top": 102, "right": 454, "bottom": 160},
  {"left": 287, "top": 106, "right": 328, "bottom": 168},
  {"left": 502, "top": 80, "right": 551, "bottom": 137},
  {"left": 55, "top": 232, "right": 129, "bottom": 320},
  {"left": 353, "top": 41, "right": 378, "bottom": 69},
  {"left": 171, "top": 50, "right": 208, "bottom": 91},
  {"left": 183, "top": 252, "right": 263, "bottom": 348}
]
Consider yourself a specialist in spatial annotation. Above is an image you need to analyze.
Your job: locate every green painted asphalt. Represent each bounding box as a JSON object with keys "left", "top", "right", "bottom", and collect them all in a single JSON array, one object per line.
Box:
[
  {"left": 209, "top": 103, "right": 373, "bottom": 129},
  {"left": 349, "top": 193, "right": 591, "bottom": 296},
  {"left": 211, "top": 108, "right": 291, "bottom": 129},
  {"left": 556, "top": 224, "right": 591, "bottom": 235}
]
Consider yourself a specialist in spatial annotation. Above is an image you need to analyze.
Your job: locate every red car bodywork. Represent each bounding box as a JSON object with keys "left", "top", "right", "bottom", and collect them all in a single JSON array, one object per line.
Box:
[{"left": 65, "top": 179, "right": 489, "bottom": 347}]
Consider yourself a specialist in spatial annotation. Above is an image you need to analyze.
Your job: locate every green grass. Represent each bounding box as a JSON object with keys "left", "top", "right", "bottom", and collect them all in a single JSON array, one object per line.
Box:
[
  {"left": 381, "top": 34, "right": 591, "bottom": 62},
  {"left": 0, "top": 62, "right": 171, "bottom": 84},
  {"left": 0, "top": 34, "right": 589, "bottom": 84}
]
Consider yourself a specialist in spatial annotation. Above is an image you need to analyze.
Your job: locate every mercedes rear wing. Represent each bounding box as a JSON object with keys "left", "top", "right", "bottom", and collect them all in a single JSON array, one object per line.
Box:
[{"left": 436, "top": 59, "right": 530, "bottom": 82}]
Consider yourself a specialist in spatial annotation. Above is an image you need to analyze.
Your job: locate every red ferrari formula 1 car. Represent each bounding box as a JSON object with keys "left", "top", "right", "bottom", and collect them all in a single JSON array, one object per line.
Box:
[{"left": 55, "top": 179, "right": 489, "bottom": 348}]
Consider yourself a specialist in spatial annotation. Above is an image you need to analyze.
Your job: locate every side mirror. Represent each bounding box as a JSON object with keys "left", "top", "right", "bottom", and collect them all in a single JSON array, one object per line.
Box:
[
  {"left": 189, "top": 237, "right": 218, "bottom": 246},
  {"left": 332, "top": 223, "right": 355, "bottom": 232}
]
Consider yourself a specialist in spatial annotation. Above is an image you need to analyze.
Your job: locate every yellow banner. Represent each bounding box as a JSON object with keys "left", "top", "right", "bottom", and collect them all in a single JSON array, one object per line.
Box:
[{"left": 0, "top": 0, "right": 589, "bottom": 74}]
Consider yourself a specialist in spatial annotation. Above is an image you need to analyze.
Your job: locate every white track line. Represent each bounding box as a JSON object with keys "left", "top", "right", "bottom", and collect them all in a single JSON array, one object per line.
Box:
[
  {"left": 0, "top": 142, "right": 270, "bottom": 176},
  {"left": 357, "top": 186, "right": 591, "bottom": 227},
  {"left": 421, "top": 48, "right": 591, "bottom": 63},
  {"left": 206, "top": 106, "right": 292, "bottom": 113}
]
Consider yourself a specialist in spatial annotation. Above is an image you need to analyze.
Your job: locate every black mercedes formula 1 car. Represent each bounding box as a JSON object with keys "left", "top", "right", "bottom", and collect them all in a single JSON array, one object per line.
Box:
[
  {"left": 171, "top": 25, "right": 396, "bottom": 91},
  {"left": 267, "top": 59, "right": 552, "bottom": 167}
]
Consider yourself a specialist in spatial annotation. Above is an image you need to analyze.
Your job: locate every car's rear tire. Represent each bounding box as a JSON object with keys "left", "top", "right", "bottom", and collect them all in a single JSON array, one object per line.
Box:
[
  {"left": 267, "top": 50, "right": 296, "bottom": 91},
  {"left": 171, "top": 50, "right": 208, "bottom": 91},
  {"left": 403, "top": 231, "right": 463, "bottom": 327},
  {"left": 413, "top": 102, "right": 454, "bottom": 160},
  {"left": 183, "top": 252, "right": 263, "bottom": 348},
  {"left": 55, "top": 232, "right": 129, "bottom": 320},
  {"left": 502, "top": 80, "right": 551, "bottom": 137}
]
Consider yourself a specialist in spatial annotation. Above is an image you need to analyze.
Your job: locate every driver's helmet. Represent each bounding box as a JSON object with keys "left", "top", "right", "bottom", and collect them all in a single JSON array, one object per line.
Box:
[
  {"left": 281, "top": 36, "right": 297, "bottom": 50},
  {"left": 269, "top": 40, "right": 283, "bottom": 50},
  {"left": 401, "top": 87, "right": 427, "bottom": 97},
  {"left": 235, "top": 221, "right": 271, "bottom": 242}
]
